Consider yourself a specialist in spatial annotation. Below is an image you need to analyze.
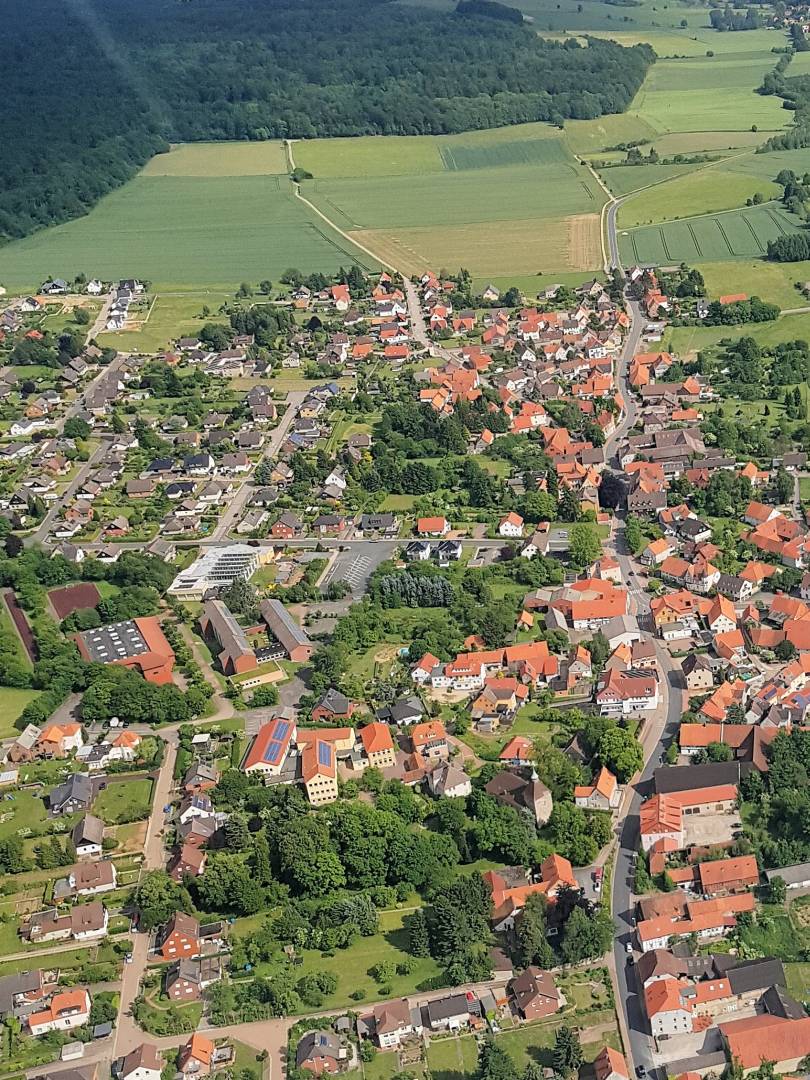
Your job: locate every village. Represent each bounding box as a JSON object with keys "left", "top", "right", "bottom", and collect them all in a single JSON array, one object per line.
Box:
[{"left": 0, "top": 258, "right": 808, "bottom": 1080}]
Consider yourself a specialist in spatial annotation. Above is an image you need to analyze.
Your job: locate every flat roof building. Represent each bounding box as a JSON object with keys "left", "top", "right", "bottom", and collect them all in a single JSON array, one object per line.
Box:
[
  {"left": 168, "top": 545, "right": 266, "bottom": 601},
  {"left": 75, "top": 617, "right": 174, "bottom": 684}
]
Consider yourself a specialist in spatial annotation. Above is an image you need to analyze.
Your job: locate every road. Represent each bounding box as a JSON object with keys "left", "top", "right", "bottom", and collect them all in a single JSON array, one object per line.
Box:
[
  {"left": 605, "top": 197, "right": 628, "bottom": 275},
  {"left": 209, "top": 390, "right": 307, "bottom": 541},
  {"left": 599, "top": 253, "right": 682, "bottom": 1075},
  {"left": 113, "top": 736, "right": 178, "bottom": 1058},
  {"left": 401, "top": 276, "right": 457, "bottom": 362},
  {"left": 26, "top": 437, "right": 112, "bottom": 548}
]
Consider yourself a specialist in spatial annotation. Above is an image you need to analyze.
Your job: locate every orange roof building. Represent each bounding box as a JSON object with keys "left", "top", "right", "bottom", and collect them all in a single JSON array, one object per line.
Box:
[{"left": 75, "top": 616, "right": 175, "bottom": 685}]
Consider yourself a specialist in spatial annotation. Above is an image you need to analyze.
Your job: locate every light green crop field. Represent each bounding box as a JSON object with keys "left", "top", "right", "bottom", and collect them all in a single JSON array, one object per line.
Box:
[
  {"left": 142, "top": 141, "right": 288, "bottom": 176},
  {"left": 97, "top": 290, "right": 232, "bottom": 352},
  {"left": 619, "top": 168, "right": 781, "bottom": 227},
  {"left": 295, "top": 135, "right": 445, "bottom": 177},
  {"left": 0, "top": 174, "right": 379, "bottom": 290},
  {"left": 600, "top": 162, "right": 702, "bottom": 197},
  {"left": 619, "top": 203, "right": 804, "bottom": 264},
  {"left": 564, "top": 113, "right": 659, "bottom": 155}
]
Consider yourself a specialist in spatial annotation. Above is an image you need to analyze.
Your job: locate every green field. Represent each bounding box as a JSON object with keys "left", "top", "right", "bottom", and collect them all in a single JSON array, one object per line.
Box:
[
  {"left": 0, "top": 174, "right": 378, "bottom": 291},
  {"left": 0, "top": 688, "right": 40, "bottom": 739},
  {"left": 667, "top": 310, "right": 810, "bottom": 355},
  {"left": 619, "top": 168, "right": 781, "bottom": 228},
  {"left": 94, "top": 778, "right": 154, "bottom": 825},
  {"left": 97, "top": 290, "right": 232, "bottom": 352},
  {"left": 143, "top": 141, "right": 288, "bottom": 176},
  {"left": 600, "top": 162, "right": 703, "bottom": 197},
  {"left": 619, "top": 203, "right": 804, "bottom": 264},
  {"left": 300, "top": 126, "right": 606, "bottom": 275},
  {"left": 698, "top": 259, "right": 810, "bottom": 307}
]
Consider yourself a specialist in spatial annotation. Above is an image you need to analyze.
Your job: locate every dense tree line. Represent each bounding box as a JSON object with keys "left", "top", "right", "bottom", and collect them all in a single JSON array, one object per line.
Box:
[
  {"left": 2, "top": 0, "right": 653, "bottom": 243},
  {"left": 371, "top": 571, "right": 454, "bottom": 608},
  {"left": 709, "top": 5, "right": 761, "bottom": 29},
  {"left": 702, "top": 296, "right": 780, "bottom": 324}
]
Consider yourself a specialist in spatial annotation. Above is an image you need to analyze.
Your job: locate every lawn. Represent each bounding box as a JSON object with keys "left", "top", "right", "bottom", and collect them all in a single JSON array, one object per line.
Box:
[
  {"left": 667, "top": 310, "right": 810, "bottom": 355},
  {"left": 427, "top": 1034, "right": 479, "bottom": 1080},
  {"left": 248, "top": 906, "right": 442, "bottom": 1010},
  {"left": 94, "top": 778, "right": 155, "bottom": 825},
  {"left": 786, "top": 962, "right": 810, "bottom": 1001},
  {"left": 97, "top": 290, "right": 232, "bottom": 352},
  {"left": 0, "top": 789, "right": 49, "bottom": 841},
  {"left": 0, "top": 687, "right": 40, "bottom": 738},
  {"left": 0, "top": 174, "right": 379, "bottom": 291},
  {"left": 698, "top": 259, "right": 810, "bottom": 308}
]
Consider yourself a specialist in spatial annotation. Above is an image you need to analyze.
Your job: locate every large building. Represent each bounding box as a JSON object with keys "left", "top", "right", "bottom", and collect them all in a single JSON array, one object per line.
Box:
[
  {"left": 168, "top": 545, "right": 269, "bottom": 601},
  {"left": 199, "top": 600, "right": 256, "bottom": 676},
  {"left": 243, "top": 718, "right": 297, "bottom": 776},
  {"left": 260, "top": 598, "right": 314, "bottom": 662},
  {"left": 75, "top": 617, "right": 175, "bottom": 684}
]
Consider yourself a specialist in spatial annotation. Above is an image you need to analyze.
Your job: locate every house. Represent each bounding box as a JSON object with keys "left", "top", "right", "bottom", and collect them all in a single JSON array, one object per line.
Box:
[
  {"left": 377, "top": 697, "right": 423, "bottom": 727},
  {"left": 243, "top": 717, "right": 296, "bottom": 776},
  {"left": 72, "top": 815, "right": 104, "bottom": 860},
  {"left": 119, "top": 1044, "right": 163, "bottom": 1080},
  {"left": 596, "top": 668, "right": 659, "bottom": 715},
  {"left": 165, "top": 958, "right": 221, "bottom": 1002},
  {"left": 719, "top": 1014, "right": 810, "bottom": 1075},
  {"left": 499, "top": 512, "right": 524, "bottom": 537},
  {"left": 49, "top": 774, "right": 96, "bottom": 815},
  {"left": 184, "top": 763, "right": 219, "bottom": 795},
  {"left": 485, "top": 769, "right": 553, "bottom": 825},
  {"left": 574, "top": 766, "right": 620, "bottom": 811},
  {"left": 707, "top": 595, "right": 737, "bottom": 635},
  {"left": 312, "top": 688, "right": 356, "bottom": 723},
  {"left": 499, "top": 736, "right": 534, "bottom": 767},
  {"left": 594, "top": 1047, "right": 628, "bottom": 1080},
  {"left": 358, "top": 999, "right": 423, "bottom": 1048},
  {"left": 296, "top": 1031, "right": 351, "bottom": 1075},
  {"left": 359, "top": 723, "right": 396, "bottom": 769},
  {"left": 410, "top": 720, "right": 449, "bottom": 760},
  {"left": 509, "top": 967, "right": 560, "bottom": 1020},
  {"left": 682, "top": 653, "right": 716, "bottom": 693},
  {"left": 425, "top": 993, "right": 471, "bottom": 1032},
  {"left": 156, "top": 912, "right": 201, "bottom": 960},
  {"left": 301, "top": 735, "right": 339, "bottom": 806},
  {"left": 426, "top": 762, "right": 472, "bottom": 798},
  {"left": 55, "top": 860, "right": 117, "bottom": 899},
  {"left": 271, "top": 511, "right": 304, "bottom": 540},
  {"left": 484, "top": 855, "right": 577, "bottom": 930},
  {"left": 168, "top": 845, "right": 207, "bottom": 883},
  {"left": 37, "top": 722, "right": 84, "bottom": 758},
  {"left": 28, "top": 989, "right": 91, "bottom": 1036},
  {"left": 178, "top": 1033, "right": 216, "bottom": 1077},
  {"left": 416, "top": 516, "right": 450, "bottom": 537}
]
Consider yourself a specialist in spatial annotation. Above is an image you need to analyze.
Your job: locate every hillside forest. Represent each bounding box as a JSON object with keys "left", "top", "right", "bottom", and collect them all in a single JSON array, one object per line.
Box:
[{"left": 0, "top": 0, "right": 653, "bottom": 243}]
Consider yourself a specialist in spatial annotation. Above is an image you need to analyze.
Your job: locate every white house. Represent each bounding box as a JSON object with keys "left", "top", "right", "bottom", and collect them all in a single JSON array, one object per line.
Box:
[{"left": 498, "top": 512, "right": 524, "bottom": 538}]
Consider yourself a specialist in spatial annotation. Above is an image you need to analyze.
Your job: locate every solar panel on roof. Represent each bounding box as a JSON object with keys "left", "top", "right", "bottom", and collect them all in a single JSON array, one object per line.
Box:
[
  {"left": 317, "top": 741, "right": 332, "bottom": 767},
  {"left": 273, "top": 718, "right": 291, "bottom": 740},
  {"left": 263, "top": 739, "right": 284, "bottom": 762}
]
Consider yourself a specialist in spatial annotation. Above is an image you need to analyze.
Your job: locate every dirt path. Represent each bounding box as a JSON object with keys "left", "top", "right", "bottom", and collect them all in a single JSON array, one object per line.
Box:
[{"left": 177, "top": 622, "right": 234, "bottom": 722}]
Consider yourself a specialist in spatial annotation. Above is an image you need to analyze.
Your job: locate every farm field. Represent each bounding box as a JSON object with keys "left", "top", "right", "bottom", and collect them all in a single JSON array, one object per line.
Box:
[
  {"left": 599, "top": 162, "right": 703, "bottom": 197},
  {"left": 297, "top": 126, "right": 607, "bottom": 275},
  {"left": 618, "top": 168, "right": 781, "bottom": 228},
  {"left": 142, "top": 141, "right": 288, "bottom": 176},
  {"left": 0, "top": 174, "right": 378, "bottom": 291},
  {"left": 619, "top": 203, "right": 804, "bottom": 265}
]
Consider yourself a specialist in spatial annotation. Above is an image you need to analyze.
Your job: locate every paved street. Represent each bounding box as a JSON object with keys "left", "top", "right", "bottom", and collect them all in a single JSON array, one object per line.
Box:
[{"left": 27, "top": 437, "right": 112, "bottom": 547}]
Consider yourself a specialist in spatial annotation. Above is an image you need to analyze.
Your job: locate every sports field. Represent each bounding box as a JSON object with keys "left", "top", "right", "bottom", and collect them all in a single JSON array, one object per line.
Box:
[
  {"left": 0, "top": 174, "right": 378, "bottom": 290},
  {"left": 619, "top": 203, "right": 804, "bottom": 264},
  {"left": 297, "top": 125, "right": 607, "bottom": 275}
]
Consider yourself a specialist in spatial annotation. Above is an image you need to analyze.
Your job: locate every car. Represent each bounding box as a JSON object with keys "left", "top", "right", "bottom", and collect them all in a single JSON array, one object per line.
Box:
[
  {"left": 625, "top": 941, "right": 633, "bottom": 954},
  {"left": 125, "top": 953, "right": 133, "bottom": 964}
]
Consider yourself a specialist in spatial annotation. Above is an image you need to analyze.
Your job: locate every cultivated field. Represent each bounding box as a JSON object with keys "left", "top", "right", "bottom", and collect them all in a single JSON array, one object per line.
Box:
[
  {"left": 142, "top": 141, "right": 288, "bottom": 176},
  {"left": 297, "top": 126, "right": 607, "bottom": 275},
  {"left": 0, "top": 175, "right": 378, "bottom": 290},
  {"left": 619, "top": 203, "right": 803, "bottom": 264}
]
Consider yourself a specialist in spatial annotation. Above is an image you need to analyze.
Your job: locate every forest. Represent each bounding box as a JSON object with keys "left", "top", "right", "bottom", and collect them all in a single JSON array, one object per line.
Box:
[{"left": 1, "top": 0, "right": 653, "bottom": 242}]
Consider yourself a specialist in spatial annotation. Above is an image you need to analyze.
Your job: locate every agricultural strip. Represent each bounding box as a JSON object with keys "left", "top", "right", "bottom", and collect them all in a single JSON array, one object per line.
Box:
[
  {"left": 619, "top": 204, "right": 804, "bottom": 264},
  {"left": 0, "top": 175, "right": 379, "bottom": 291}
]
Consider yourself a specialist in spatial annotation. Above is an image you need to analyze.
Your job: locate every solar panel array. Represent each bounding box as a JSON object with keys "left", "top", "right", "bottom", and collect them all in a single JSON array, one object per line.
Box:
[
  {"left": 261, "top": 718, "right": 292, "bottom": 764},
  {"left": 317, "top": 740, "right": 333, "bottom": 768},
  {"left": 80, "top": 620, "right": 148, "bottom": 663}
]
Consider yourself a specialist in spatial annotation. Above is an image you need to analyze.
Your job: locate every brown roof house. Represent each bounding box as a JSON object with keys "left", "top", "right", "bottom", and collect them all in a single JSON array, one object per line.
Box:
[
  {"left": 508, "top": 967, "right": 561, "bottom": 1020},
  {"left": 485, "top": 768, "right": 553, "bottom": 825},
  {"left": 357, "top": 999, "right": 423, "bottom": 1048}
]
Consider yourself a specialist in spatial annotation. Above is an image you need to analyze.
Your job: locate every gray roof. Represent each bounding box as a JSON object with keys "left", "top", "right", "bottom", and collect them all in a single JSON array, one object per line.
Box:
[
  {"left": 764, "top": 862, "right": 810, "bottom": 886},
  {"left": 260, "top": 598, "right": 312, "bottom": 655},
  {"left": 50, "top": 773, "right": 95, "bottom": 810},
  {"left": 72, "top": 814, "right": 104, "bottom": 846},
  {"left": 727, "top": 958, "right": 786, "bottom": 997},
  {"left": 426, "top": 993, "right": 470, "bottom": 1023},
  {"left": 653, "top": 761, "right": 743, "bottom": 794}
]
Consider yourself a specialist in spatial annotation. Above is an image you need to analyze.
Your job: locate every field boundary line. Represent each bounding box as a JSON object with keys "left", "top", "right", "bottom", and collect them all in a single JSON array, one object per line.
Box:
[
  {"left": 687, "top": 223, "right": 703, "bottom": 258},
  {"left": 285, "top": 139, "right": 400, "bottom": 274},
  {"left": 715, "top": 218, "right": 735, "bottom": 257},
  {"left": 741, "top": 213, "right": 764, "bottom": 253},
  {"left": 579, "top": 157, "right": 612, "bottom": 272}
]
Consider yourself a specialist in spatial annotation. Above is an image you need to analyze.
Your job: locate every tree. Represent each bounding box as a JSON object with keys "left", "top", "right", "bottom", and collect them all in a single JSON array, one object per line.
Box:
[
  {"left": 73, "top": 306, "right": 91, "bottom": 326},
  {"left": 560, "top": 905, "right": 613, "bottom": 964},
  {"left": 569, "top": 523, "right": 601, "bottom": 570},
  {"left": 134, "top": 871, "right": 186, "bottom": 930},
  {"left": 767, "top": 875, "right": 786, "bottom": 904},
  {"left": 64, "top": 417, "right": 91, "bottom": 439},
  {"left": 407, "top": 908, "right": 431, "bottom": 957},
  {"left": 479, "top": 1036, "right": 519, "bottom": 1080},
  {"left": 553, "top": 1026, "right": 583, "bottom": 1078},
  {"left": 597, "top": 726, "right": 643, "bottom": 782},
  {"left": 516, "top": 894, "right": 555, "bottom": 968}
]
